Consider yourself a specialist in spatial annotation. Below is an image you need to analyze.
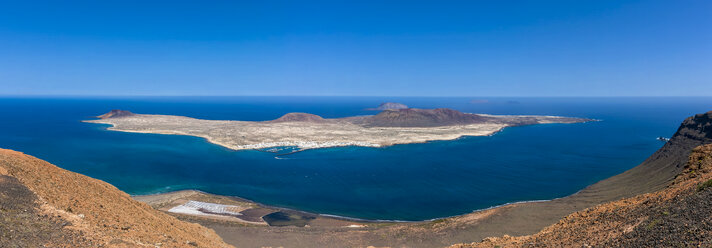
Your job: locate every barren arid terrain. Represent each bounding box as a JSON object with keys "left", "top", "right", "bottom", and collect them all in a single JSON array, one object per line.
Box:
[
  {"left": 85, "top": 108, "right": 590, "bottom": 151},
  {"left": 453, "top": 143, "right": 712, "bottom": 248},
  {"left": 0, "top": 149, "right": 232, "bottom": 248},
  {"left": 1, "top": 110, "right": 710, "bottom": 247},
  {"left": 131, "top": 111, "right": 711, "bottom": 248}
]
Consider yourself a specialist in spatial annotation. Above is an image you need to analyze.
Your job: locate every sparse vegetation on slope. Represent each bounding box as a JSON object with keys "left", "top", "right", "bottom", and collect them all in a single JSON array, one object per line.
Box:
[
  {"left": 0, "top": 175, "right": 94, "bottom": 247},
  {"left": 699, "top": 179, "right": 712, "bottom": 191},
  {"left": 0, "top": 149, "right": 232, "bottom": 248},
  {"left": 452, "top": 143, "right": 712, "bottom": 248}
]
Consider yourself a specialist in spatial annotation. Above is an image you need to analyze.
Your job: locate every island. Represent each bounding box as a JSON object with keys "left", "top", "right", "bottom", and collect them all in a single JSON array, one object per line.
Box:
[
  {"left": 84, "top": 107, "right": 592, "bottom": 151},
  {"left": 4, "top": 111, "right": 711, "bottom": 247},
  {"left": 365, "top": 102, "right": 409, "bottom": 110}
]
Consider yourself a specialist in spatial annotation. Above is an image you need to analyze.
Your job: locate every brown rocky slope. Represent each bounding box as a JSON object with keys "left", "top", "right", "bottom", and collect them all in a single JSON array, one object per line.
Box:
[
  {"left": 452, "top": 111, "right": 712, "bottom": 247},
  {"left": 128, "top": 111, "right": 707, "bottom": 248},
  {"left": 352, "top": 108, "right": 590, "bottom": 127},
  {"left": 452, "top": 144, "right": 712, "bottom": 247},
  {"left": 0, "top": 149, "right": 232, "bottom": 248},
  {"left": 360, "top": 108, "right": 488, "bottom": 127}
]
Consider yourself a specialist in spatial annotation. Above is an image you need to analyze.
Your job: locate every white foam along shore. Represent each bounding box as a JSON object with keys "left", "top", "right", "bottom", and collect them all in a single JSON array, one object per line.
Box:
[{"left": 232, "top": 141, "right": 382, "bottom": 150}]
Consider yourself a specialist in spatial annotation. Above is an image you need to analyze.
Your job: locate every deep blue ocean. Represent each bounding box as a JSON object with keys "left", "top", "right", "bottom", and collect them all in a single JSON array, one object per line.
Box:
[{"left": 0, "top": 96, "right": 710, "bottom": 221}]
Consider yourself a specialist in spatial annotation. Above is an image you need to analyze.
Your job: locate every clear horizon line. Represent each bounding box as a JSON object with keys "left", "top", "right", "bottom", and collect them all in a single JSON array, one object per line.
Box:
[{"left": 1, "top": 94, "right": 711, "bottom": 98}]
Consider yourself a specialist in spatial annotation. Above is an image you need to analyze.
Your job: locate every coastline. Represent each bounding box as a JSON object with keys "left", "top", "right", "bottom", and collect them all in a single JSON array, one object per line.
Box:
[
  {"left": 86, "top": 118, "right": 509, "bottom": 151},
  {"left": 132, "top": 188, "right": 558, "bottom": 223},
  {"left": 90, "top": 110, "right": 709, "bottom": 248},
  {"left": 83, "top": 109, "right": 592, "bottom": 152},
  {"left": 130, "top": 178, "right": 633, "bottom": 248},
  {"left": 91, "top": 116, "right": 590, "bottom": 153},
  {"left": 4, "top": 121, "right": 704, "bottom": 248},
  {"left": 87, "top": 111, "right": 598, "bottom": 223},
  {"left": 85, "top": 110, "right": 614, "bottom": 247},
  {"left": 129, "top": 109, "right": 708, "bottom": 248}
]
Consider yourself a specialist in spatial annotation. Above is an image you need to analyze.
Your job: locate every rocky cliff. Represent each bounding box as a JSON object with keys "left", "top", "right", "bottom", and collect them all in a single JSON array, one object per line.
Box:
[
  {"left": 579, "top": 110, "right": 712, "bottom": 200},
  {"left": 453, "top": 143, "right": 712, "bottom": 248},
  {"left": 0, "top": 149, "right": 232, "bottom": 248},
  {"left": 451, "top": 111, "right": 712, "bottom": 247}
]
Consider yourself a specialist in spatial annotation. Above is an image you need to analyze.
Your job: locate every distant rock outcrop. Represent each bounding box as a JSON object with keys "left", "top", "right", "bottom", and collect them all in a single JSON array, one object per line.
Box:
[
  {"left": 269, "top": 112, "right": 328, "bottom": 123},
  {"left": 469, "top": 99, "right": 489, "bottom": 104},
  {"left": 97, "top": 109, "right": 134, "bottom": 119},
  {"left": 359, "top": 108, "right": 488, "bottom": 127},
  {"left": 366, "top": 102, "right": 409, "bottom": 111}
]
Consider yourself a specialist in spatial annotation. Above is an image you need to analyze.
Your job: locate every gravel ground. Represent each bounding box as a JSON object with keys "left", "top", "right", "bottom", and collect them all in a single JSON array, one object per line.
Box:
[{"left": 0, "top": 175, "right": 94, "bottom": 248}]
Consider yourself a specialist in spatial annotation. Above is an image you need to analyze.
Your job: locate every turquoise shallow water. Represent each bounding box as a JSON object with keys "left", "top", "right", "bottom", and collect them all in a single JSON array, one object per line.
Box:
[{"left": 0, "top": 96, "right": 710, "bottom": 221}]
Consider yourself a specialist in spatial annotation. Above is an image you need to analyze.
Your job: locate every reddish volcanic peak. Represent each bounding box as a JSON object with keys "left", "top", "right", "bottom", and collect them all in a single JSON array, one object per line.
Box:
[
  {"left": 363, "top": 108, "right": 487, "bottom": 127},
  {"left": 97, "top": 109, "right": 135, "bottom": 119}
]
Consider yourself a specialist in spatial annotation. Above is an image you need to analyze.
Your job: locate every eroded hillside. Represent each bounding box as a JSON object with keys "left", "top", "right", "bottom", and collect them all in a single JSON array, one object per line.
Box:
[
  {"left": 453, "top": 143, "right": 712, "bottom": 247},
  {"left": 0, "top": 149, "right": 232, "bottom": 248}
]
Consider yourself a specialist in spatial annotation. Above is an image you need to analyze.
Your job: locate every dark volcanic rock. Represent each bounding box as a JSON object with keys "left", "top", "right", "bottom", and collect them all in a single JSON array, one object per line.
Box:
[
  {"left": 575, "top": 111, "right": 712, "bottom": 200},
  {"left": 269, "top": 113, "right": 328, "bottom": 123},
  {"left": 97, "top": 109, "right": 135, "bottom": 119},
  {"left": 452, "top": 112, "right": 712, "bottom": 248},
  {"left": 366, "top": 102, "right": 409, "bottom": 111},
  {"left": 631, "top": 111, "right": 712, "bottom": 189},
  {"left": 676, "top": 111, "right": 712, "bottom": 141},
  {"left": 604, "top": 144, "right": 712, "bottom": 247},
  {"left": 607, "top": 185, "right": 712, "bottom": 247},
  {"left": 361, "top": 108, "right": 488, "bottom": 127}
]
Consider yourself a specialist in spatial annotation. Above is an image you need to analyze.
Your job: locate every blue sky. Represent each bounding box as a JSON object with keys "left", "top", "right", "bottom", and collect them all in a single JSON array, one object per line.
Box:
[{"left": 0, "top": 0, "right": 710, "bottom": 96}]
